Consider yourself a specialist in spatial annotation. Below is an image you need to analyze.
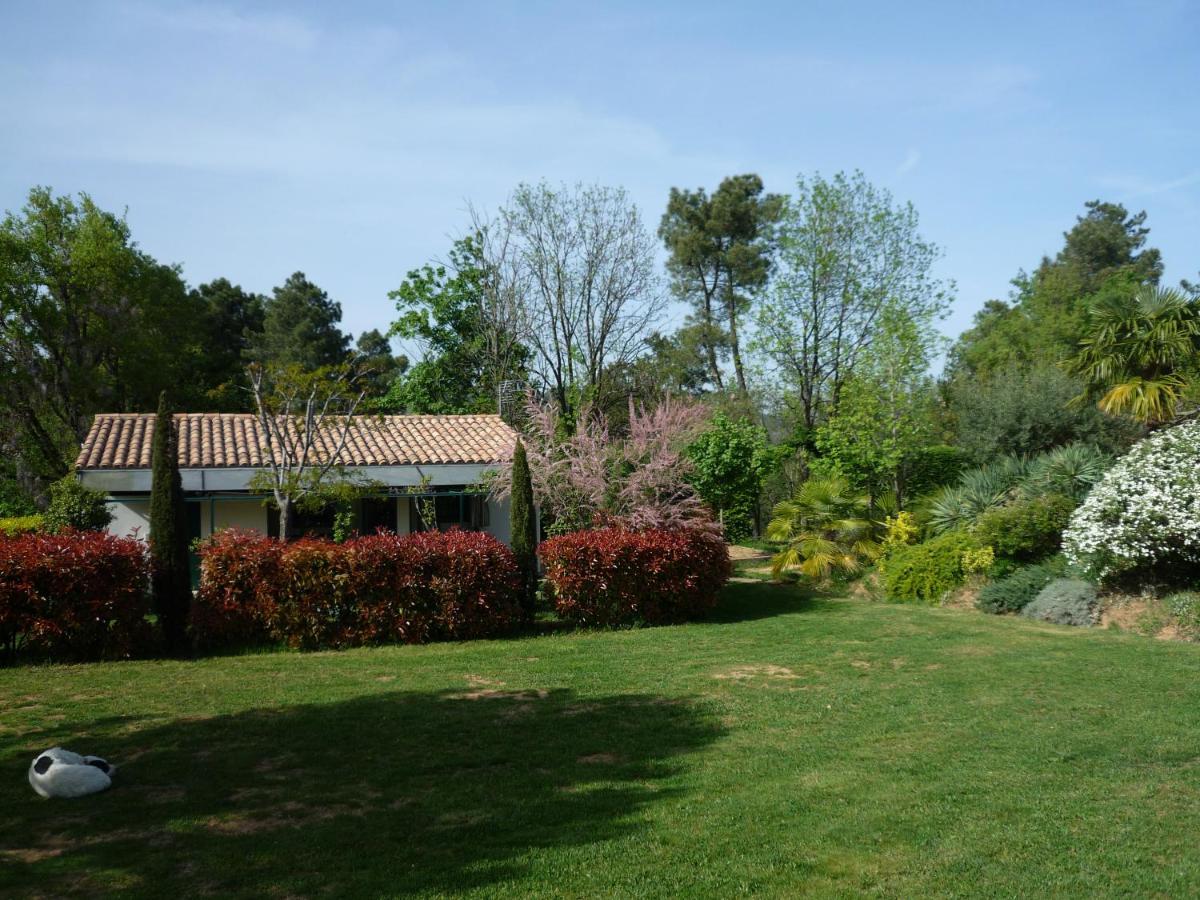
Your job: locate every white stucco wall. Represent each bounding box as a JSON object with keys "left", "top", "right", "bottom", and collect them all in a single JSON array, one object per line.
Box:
[
  {"left": 102, "top": 493, "right": 521, "bottom": 546},
  {"left": 107, "top": 499, "right": 150, "bottom": 540},
  {"left": 211, "top": 499, "right": 269, "bottom": 534}
]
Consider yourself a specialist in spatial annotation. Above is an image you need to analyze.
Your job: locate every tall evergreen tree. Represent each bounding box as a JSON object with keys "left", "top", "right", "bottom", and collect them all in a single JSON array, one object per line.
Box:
[
  {"left": 149, "top": 392, "right": 191, "bottom": 655},
  {"left": 509, "top": 437, "right": 537, "bottom": 619},
  {"left": 249, "top": 272, "right": 350, "bottom": 370}
]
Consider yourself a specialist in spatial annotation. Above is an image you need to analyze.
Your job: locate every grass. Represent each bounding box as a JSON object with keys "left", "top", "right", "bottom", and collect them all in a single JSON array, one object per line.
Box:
[{"left": 3, "top": 582, "right": 1200, "bottom": 897}]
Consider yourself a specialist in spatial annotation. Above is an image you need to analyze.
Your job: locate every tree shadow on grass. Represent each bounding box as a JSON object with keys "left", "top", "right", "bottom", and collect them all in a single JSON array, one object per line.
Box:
[
  {"left": 0, "top": 688, "right": 722, "bottom": 898},
  {"left": 705, "top": 579, "right": 821, "bottom": 624}
]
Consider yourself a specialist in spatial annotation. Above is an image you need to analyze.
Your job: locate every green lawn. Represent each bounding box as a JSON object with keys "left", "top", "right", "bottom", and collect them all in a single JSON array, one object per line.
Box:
[{"left": 3, "top": 582, "right": 1200, "bottom": 898}]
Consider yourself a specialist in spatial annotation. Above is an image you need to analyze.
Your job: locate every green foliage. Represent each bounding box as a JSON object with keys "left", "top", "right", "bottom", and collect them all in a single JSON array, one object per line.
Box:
[
  {"left": 43, "top": 474, "right": 112, "bottom": 533},
  {"left": 249, "top": 272, "right": 350, "bottom": 371},
  {"left": 1020, "top": 443, "right": 1112, "bottom": 502},
  {"left": 687, "top": 414, "right": 772, "bottom": 542},
  {"left": 149, "top": 393, "right": 190, "bottom": 654},
  {"left": 767, "top": 477, "right": 880, "bottom": 580},
  {"left": 353, "top": 328, "right": 407, "bottom": 401},
  {"left": 881, "top": 529, "right": 980, "bottom": 604},
  {"left": 0, "top": 465, "right": 38, "bottom": 517},
  {"left": 903, "top": 445, "right": 970, "bottom": 500},
  {"left": 383, "top": 234, "right": 525, "bottom": 414},
  {"left": 1065, "top": 285, "right": 1200, "bottom": 425},
  {"left": 947, "top": 364, "right": 1138, "bottom": 464},
  {"left": 1022, "top": 578, "right": 1098, "bottom": 627},
  {"left": 926, "top": 456, "right": 1030, "bottom": 534},
  {"left": 882, "top": 511, "right": 919, "bottom": 553},
  {"left": 960, "top": 545, "right": 995, "bottom": 576},
  {"left": 975, "top": 494, "right": 1077, "bottom": 563},
  {"left": 949, "top": 201, "right": 1163, "bottom": 378},
  {"left": 812, "top": 308, "right": 942, "bottom": 507},
  {"left": 0, "top": 187, "right": 213, "bottom": 481},
  {"left": 509, "top": 437, "right": 537, "bottom": 617},
  {"left": 1163, "top": 592, "right": 1200, "bottom": 638},
  {"left": 976, "top": 560, "right": 1066, "bottom": 614},
  {"left": 0, "top": 515, "right": 44, "bottom": 537},
  {"left": 189, "top": 277, "right": 266, "bottom": 410},
  {"left": 756, "top": 170, "right": 953, "bottom": 432},
  {"left": 927, "top": 445, "right": 1109, "bottom": 538},
  {"left": 659, "top": 174, "right": 783, "bottom": 393}
]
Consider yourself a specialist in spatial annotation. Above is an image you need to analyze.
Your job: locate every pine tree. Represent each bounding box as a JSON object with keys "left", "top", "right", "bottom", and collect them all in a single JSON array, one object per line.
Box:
[
  {"left": 150, "top": 392, "right": 191, "bottom": 654},
  {"left": 509, "top": 437, "right": 537, "bottom": 618}
]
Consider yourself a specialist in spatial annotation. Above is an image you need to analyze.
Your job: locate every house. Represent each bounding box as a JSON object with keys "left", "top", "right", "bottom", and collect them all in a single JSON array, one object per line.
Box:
[{"left": 75, "top": 413, "right": 522, "bottom": 545}]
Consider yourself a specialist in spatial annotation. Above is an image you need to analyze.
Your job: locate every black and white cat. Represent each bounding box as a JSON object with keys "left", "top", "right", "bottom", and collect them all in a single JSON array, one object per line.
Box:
[{"left": 28, "top": 747, "right": 116, "bottom": 798}]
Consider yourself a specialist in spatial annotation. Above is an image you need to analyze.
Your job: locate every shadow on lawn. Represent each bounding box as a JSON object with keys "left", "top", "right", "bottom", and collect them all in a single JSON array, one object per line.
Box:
[
  {"left": 705, "top": 578, "right": 819, "bottom": 624},
  {"left": 0, "top": 687, "right": 722, "bottom": 898}
]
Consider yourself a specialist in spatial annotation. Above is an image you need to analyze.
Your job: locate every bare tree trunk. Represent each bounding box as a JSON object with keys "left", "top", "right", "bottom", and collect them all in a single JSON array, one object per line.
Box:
[
  {"left": 277, "top": 496, "right": 291, "bottom": 542},
  {"left": 726, "top": 286, "right": 747, "bottom": 393},
  {"left": 703, "top": 295, "right": 724, "bottom": 392}
]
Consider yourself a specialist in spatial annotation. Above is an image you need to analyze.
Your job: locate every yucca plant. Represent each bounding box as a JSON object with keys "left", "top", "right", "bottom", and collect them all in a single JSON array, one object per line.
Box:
[
  {"left": 927, "top": 456, "right": 1028, "bottom": 534},
  {"left": 766, "top": 477, "right": 881, "bottom": 580},
  {"left": 1019, "top": 443, "right": 1110, "bottom": 501},
  {"left": 1067, "top": 285, "right": 1200, "bottom": 426}
]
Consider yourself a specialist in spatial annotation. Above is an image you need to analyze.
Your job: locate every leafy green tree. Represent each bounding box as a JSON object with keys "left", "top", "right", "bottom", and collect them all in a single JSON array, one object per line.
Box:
[
  {"left": 947, "top": 363, "right": 1139, "bottom": 463},
  {"left": 0, "top": 187, "right": 207, "bottom": 481},
  {"left": 687, "top": 414, "right": 772, "bottom": 541},
  {"left": 950, "top": 201, "right": 1163, "bottom": 377},
  {"left": 659, "top": 174, "right": 783, "bottom": 393},
  {"left": 384, "top": 235, "right": 524, "bottom": 414},
  {"left": 509, "top": 437, "right": 537, "bottom": 617},
  {"left": 766, "top": 476, "right": 880, "bottom": 580},
  {"left": 149, "top": 393, "right": 190, "bottom": 654},
  {"left": 1066, "top": 285, "right": 1200, "bottom": 425},
  {"left": 756, "top": 171, "right": 953, "bottom": 431},
  {"left": 249, "top": 272, "right": 350, "bottom": 371},
  {"left": 43, "top": 474, "right": 112, "bottom": 533},
  {"left": 813, "top": 309, "right": 940, "bottom": 509}
]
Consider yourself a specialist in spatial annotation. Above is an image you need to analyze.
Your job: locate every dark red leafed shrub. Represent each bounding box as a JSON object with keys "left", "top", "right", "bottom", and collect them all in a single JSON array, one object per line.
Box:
[
  {"left": 538, "top": 527, "right": 731, "bottom": 626},
  {"left": 192, "top": 529, "right": 282, "bottom": 649},
  {"left": 0, "top": 529, "right": 150, "bottom": 662},
  {"left": 194, "top": 529, "right": 522, "bottom": 650}
]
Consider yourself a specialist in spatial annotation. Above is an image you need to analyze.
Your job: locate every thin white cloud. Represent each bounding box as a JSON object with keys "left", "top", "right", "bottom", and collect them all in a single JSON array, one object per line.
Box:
[
  {"left": 117, "top": 1, "right": 319, "bottom": 50},
  {"left": 1097, "top": 170, "right": 1200, "bottom": 199},
  {"left": 897, "top": 148, "right": 922, "bottom": 175}
]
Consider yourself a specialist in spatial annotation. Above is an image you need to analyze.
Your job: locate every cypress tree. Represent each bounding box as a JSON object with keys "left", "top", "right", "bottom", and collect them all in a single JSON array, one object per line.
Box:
[
  {"left": 509, "top": 437, "right": 537, "bottom": 618},
  {"left": 150, "top": 392, "right": 191, "bottom": 654}
]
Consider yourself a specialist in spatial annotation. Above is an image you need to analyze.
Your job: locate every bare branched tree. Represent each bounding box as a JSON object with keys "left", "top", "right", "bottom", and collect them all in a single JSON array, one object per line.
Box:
[
  {"left": 246, "top": 362, "right": 369, "bottom": 540},
  {"left": 473, "top": 182, "right": 664, "bottom": 422}
]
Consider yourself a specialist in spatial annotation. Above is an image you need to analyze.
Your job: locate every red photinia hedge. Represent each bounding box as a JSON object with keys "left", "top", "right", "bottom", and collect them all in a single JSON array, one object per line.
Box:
[
  {"left": 538, "top": 527, "right": 731, "bottom": 626},
  {"left": 194, "top": 529, "right": 523, "bottom": 650},
  {"left": 0, "top": 529, "right": 150, "bottom": 662}
]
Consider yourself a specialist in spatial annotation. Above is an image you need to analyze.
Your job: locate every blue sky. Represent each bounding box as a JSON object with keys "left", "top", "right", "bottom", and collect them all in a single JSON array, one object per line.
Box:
[{"left": 2, "top": 0, "right": 1197, "bottom": 348}]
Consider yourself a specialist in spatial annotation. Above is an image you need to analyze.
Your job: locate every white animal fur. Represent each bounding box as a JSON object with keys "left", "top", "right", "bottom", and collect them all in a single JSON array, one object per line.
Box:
[{"left": 28, "top": 747, "right": 115, "bottom": 799}]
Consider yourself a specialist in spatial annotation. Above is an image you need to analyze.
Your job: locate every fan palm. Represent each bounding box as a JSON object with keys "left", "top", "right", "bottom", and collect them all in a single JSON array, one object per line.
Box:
[
  {"left": 766, "top": 477, "right": 880, "bottom": 579},
  {"left": 1067, "top": 285, "right": 1200, "bottom": 425}
]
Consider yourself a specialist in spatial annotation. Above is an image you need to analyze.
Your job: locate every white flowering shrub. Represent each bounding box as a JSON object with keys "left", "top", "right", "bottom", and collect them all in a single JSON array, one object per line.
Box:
[{"left": 1063, "top": 421, "right": 1200, "bottom": 581}]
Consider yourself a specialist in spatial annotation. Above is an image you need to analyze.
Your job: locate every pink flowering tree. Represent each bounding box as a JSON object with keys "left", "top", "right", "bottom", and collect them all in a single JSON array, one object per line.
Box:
[{"left": 493, "top": 394, "right": 717, "bottom": 534}]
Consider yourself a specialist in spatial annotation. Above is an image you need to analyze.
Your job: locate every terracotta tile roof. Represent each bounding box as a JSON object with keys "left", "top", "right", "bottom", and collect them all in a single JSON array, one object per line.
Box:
[{"left": 75, "top": 413, "right": 517, "bottom": 470}]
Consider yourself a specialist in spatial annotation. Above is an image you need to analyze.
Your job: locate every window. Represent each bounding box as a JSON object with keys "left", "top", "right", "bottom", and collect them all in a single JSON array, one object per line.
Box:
[{"left": 410, "top": 488, "right": 489, "bottom": 532}]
